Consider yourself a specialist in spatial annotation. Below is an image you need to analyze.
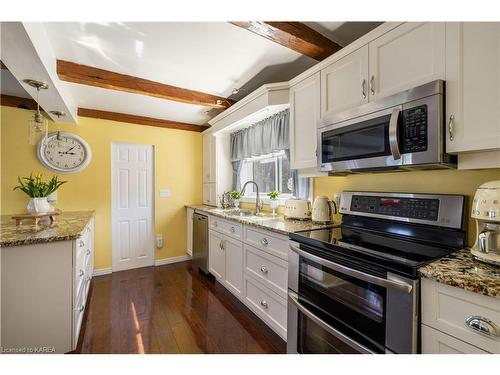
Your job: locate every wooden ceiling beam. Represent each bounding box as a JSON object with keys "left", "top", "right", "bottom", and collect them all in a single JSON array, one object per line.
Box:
[
  {"left": 57, "top": 60, "right": 234, "bottom": 109},
  {"left": 230, "top": 22, "right": 342, "bottom": 61},
  {"left": 77, "top": 108, "right": 207, "bottom": 133},
  {"left": 0, "top": 60, "right": 8, "bottom": 70},
  {"left": 1, "top": 94, "right": 39, "bottom": 110}
]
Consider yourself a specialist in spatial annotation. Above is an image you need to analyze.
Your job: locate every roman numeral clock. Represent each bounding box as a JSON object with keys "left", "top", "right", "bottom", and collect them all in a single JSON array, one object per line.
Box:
[{"left": 37, "top": 132, "right": 92, "bottom": 173}]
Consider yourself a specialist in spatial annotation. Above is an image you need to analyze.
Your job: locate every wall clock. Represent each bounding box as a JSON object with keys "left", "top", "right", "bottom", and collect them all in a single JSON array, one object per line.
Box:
[{"left": 37, "top": 132, "right": 92, "bottom": 173}]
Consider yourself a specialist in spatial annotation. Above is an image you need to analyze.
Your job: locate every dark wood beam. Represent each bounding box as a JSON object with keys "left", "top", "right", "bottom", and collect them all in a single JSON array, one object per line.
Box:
[
  {"left": 1, "top": 94, "right": 38, "bottom": 110},
  {"left": 77, "top": 108, "right": 207, "bottom": 133},
  {"left": 57, "top": 60, "right": 233, "bottom": 109},
  {"left": 0, "top": 60, "right": 8, "bottom": 70},
  {"left": 230, "top": 22, "right": 342, "bottom": 61}
]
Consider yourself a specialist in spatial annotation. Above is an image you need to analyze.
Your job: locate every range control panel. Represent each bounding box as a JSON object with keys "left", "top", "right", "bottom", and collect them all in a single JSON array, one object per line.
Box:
[
  {"left": 401, "top": 105, "right": 428, "bottom": 153},
  {"left": 350, "top": 195, "right": 439, "bottom": 221}
]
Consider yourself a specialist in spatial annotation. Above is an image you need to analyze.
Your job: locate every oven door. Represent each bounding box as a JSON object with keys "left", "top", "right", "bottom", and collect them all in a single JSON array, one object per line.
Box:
[
  {"left": 318, "top": 106, "right": 403, "bottom": 173},
  {"left": 287, "top": 242, "right": 417, "bottom": 354}
]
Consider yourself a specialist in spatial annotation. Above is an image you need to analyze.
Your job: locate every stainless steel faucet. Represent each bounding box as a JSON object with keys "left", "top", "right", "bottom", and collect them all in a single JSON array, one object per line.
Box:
[{"left": 240, "top": 181, "right": 264, "bottom": 215}]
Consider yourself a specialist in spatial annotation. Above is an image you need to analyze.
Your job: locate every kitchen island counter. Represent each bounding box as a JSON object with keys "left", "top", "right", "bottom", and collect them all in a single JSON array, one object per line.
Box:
[{"left": 0, "top": 210, "right": 95, "bottom": 247}]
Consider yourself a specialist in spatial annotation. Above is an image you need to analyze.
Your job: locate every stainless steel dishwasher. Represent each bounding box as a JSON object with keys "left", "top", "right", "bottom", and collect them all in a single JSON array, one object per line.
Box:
[{"left": 192, "top": 211, "right": 209, "bottom": 274}]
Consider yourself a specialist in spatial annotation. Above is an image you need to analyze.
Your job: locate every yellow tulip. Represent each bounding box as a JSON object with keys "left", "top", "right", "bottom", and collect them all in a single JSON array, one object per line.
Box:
[{"left": 34, "top": 173, "right": 42, "bottom": 179}]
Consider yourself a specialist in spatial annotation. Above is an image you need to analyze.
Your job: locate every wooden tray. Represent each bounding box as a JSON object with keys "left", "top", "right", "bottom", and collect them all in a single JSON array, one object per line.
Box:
[{"left": 12, "top": 209, "right": 61, "bottom": 226}]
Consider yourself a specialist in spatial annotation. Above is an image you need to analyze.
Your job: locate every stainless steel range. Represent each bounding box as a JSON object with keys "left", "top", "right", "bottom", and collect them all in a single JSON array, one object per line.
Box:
[{"left": 287, "top": 191, "right": 466, "bottom": 354}]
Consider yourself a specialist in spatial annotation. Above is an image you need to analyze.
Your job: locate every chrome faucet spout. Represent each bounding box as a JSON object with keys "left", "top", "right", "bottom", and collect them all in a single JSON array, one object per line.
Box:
[{"left": 240, "top": 181, "right": 264, "bottom": 215}]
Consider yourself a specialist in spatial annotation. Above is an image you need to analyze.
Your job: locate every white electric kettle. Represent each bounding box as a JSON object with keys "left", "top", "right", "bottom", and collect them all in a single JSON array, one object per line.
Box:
[{"left": 312, "top": 196, "right": 337, "bottom": 224}]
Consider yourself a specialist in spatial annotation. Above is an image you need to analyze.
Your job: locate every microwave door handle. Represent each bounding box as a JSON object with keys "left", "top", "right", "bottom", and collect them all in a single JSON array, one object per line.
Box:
[
  {"left": 289, "top": 244, "right": 412, "bottom": 294},
  {"left": 389, "top": 108, "right": 401, "bottom": 160},
  {"left": 288, "top": 291, "right": 376, "bottom": 354}
]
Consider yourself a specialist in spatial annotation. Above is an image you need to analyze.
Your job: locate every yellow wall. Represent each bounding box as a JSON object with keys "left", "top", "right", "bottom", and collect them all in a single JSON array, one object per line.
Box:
[
  {"left": 314, "top": 168, "right": 500, "bottom": 246},
  {"left": 0, "top": 106, "right": 202, "bottom": 270}
]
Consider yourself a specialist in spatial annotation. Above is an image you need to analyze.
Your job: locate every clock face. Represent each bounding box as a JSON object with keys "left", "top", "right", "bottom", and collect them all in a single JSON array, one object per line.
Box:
[{"left": 38, "top": 132, "right": 92, "bottom": 173}]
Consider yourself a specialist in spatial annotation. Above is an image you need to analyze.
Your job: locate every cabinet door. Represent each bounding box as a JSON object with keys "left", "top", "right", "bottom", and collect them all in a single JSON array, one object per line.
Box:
[
  {"left": 446, "top": 22, "right": 500, "bottom": 153},
  {"left": 202, "top": 133, "right": 216, "bottom": 183},
  {"left": 289, "top": 72, "right": 321, "bottom": 170},
  {"left": 224, "top": 236, "right": 243, "bottom": 299},
  {"left": 203, "top": 183, "right": 216, "bottom": 206},
  {"left": 422, "top": 325, "right": 488, "bottom": 354},
  {"left": 368, "top": 22, "right": 445, "bottom": 100},
  {"left": 186, "top": 208, "right": 194, "bottom": 256},
  {"left": 321, "top": 46, "right": 369, "bottom": 117},
  {"left": 208, "top": 230, "right": 225, "bottom": 280}
]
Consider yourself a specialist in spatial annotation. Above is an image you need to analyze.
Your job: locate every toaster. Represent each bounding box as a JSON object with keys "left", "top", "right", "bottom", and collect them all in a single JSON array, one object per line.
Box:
[{"left": 284, "top": 199, "right": 311, "bottom": 220}]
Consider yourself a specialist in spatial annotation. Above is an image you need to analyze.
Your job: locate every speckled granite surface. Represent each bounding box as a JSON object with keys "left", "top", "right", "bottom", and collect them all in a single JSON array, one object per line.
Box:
[
  {"left": 186, "top": 205, "right": 332, "bottom": 235},
  {"left": 0, "top": 211, "right": 95, "bottom": 247},
  {"left": 419, "top": 249, "right": 500, "bottom": 298}
]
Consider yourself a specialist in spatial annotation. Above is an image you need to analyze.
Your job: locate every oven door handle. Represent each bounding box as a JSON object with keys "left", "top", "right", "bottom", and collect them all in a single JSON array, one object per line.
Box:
[
  {"left": 288, "top": 290, "right": 376, "bottom": 354},
  {"left": 388, "top": 107, "right": 401, "bottom": 160},
  {"left": 289, "top": 244, "right": 413, "bottom": 294}
]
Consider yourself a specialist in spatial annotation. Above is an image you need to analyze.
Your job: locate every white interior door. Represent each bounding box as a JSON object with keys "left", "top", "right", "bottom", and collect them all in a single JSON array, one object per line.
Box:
[{"left": 112, "top": 143, "right": 154, "bottom": 272}]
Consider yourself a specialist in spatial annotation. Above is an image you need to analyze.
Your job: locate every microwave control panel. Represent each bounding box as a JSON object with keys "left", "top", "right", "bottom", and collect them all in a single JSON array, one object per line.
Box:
[
  {"left": 350, "top": 195, "right": 439, "bottom": 221},
  {"left": 401, "top": 105, "right": 427, "bottom": 153}
]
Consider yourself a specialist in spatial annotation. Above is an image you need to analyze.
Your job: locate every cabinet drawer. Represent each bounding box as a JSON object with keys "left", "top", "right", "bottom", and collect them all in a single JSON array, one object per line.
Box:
[
  {"left": 244, "top": 277, "right": 287, "bottom": 339},
  {"left": 421, "top": 278, "right": 500, "bottom": 353},
  {"left": 244, "top": 244, "right": 288, "bottom": 299},
  {"left": 209, "top": 216, "right": 242, "bottom": 240},
  {"left": 244, "top": 226, "right": 288, "bottom": 260},
  {"left": 422, "top": 324, "right": 488, "bottom": 354}
]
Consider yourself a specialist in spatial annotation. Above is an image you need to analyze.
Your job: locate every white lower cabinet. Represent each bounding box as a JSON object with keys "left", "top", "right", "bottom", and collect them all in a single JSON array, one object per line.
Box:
[
  {"left": 1, "top": 217, "right": 94, "bottom": 353},
  {"left": 207, "top": 215, "right": 288, "bottom": 339},
  {"left": 422, "top": 325, "right": 488, "bottom": 354},
  {"left": 186, "top": 208, "right": 194, "bottom": 256},
  {"left": 209, "top": 230, "right": 226, "bottom": 280},
  {"left": 421, "top": 278, "right": 500, "bottom": 354}
]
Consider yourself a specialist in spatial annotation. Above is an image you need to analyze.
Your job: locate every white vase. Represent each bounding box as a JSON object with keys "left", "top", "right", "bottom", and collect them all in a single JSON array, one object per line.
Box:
[
  {"left": 270, "top": 199, "right": 279, "bottom": 215},
  {"left": 27, "top": 197, "right": 53, "bottom": 214}
]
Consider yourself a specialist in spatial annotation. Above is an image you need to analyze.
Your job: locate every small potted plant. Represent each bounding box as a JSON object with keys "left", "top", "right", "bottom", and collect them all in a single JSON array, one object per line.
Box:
[
  {"left": 268, "top": 191, "right": 279, "bottom": 216},
  {"left": 14, "top": 173, "right": 67, "bottom": 214},
  {"left": 230, "top": 191, "right": 241, "bottom": 209}
]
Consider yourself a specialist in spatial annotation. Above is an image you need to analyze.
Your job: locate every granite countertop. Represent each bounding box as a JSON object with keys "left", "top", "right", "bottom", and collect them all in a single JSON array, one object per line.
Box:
[
  {"left": 186, "top": 205, "right": 333, "bottom": 235},
  {"left": 419, "top": 249, "right": 500, "bottom": 299},
  {"left": 0, "top": 211, "right": 95, "bottom": 247}
]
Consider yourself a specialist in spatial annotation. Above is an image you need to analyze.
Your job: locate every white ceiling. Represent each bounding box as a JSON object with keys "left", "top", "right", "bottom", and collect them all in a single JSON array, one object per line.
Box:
[{"left": 2, "top": 22, "right": 381, "bottom": 126}]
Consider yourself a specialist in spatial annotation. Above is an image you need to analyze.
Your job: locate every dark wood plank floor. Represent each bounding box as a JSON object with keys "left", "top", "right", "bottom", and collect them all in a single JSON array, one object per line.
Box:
[{"left": 75, "top": 261, "right": 286, "bottom": 354}]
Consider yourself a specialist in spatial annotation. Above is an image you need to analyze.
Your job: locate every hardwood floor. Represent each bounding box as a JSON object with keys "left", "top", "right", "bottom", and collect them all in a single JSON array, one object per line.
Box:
[{"left": 75, "top": 261, "right": 286, "bottom": 354}]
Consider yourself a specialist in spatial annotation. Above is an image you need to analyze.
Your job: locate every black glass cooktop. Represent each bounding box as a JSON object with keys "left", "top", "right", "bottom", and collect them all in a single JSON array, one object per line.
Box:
[{"left": 290, "top": 215, "right": 465, "bottom": 277}]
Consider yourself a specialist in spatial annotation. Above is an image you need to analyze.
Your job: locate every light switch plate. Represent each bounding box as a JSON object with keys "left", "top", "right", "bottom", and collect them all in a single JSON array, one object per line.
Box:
[{"left": 159, "top": 189, "right": 171, "bottom": 198}]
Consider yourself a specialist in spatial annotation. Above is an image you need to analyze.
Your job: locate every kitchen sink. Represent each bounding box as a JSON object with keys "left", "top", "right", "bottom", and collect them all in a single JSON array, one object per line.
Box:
[{"left": 225, "top": 209, "right": 256, "bottom": 217}]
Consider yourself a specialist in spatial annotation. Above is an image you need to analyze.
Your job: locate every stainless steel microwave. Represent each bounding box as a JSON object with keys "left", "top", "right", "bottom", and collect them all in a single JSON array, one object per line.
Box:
[{"left": 317, "top": 80, "right": 456, "bottom": 175}]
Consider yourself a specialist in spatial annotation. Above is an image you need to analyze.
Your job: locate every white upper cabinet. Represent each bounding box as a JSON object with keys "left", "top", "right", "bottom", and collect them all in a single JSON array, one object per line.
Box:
[
  {"left": 321, "top": 45, "right": 369, "bottom": 116},
  {"left": 202, "top": 133, "right": 216, "bottom": 183},
  {"left": 368, "top": 22, "right": 445, "bottom": 100},
  {"left": 289, "top": 72, "right": 321, "bottom": 170},
  {"left": 446, "top": 22, "right": 500, "bottom": 154}
]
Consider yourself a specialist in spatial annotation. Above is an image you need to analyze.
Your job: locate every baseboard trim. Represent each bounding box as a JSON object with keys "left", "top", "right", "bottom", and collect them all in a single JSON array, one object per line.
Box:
[
  {"left": 93, "top": 268, "right": 112, "bottom": 276},
  {"left": 155, "top": 254, "right": 192, "bottom": 266}
]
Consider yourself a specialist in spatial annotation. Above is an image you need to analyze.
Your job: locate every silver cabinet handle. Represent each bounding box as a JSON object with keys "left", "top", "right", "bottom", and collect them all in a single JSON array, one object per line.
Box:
[
  {"left": 79, "top": 240, "right": 85, "bottom": 247},
  {"left": 230, "top": 226, "right": 235, "bottom": 233},
  {"left": 448, "top": 114, "right": 455, "bottom": 141},
  {"left": 219, "top": 241, "right": 223, "bottom": 250},
  {"left": 370, "top": 75, "right": 375, "bottom": 95},
  {"left": 78, "top": 305, "right": 85, "bottom": 312},
  {"left": 361, "top": 79, "right": 367, "bottom": 99},
  {"left": 465, "top": 316, "right": 499, "bottom": 338},
  {"left": 260, "top": 266, "right": 268, "bottom": 274},
  {"left": 289, "top": 244, "right": 412, "bottom": 293},
  {"left": 261, "top": 238, "right": 269, "bottom": 246},
  {"left": 260, "top": 300, "right": 268, "bottom": 309},
  {"left": 388, "top": 108, "right": 402, "bottom": 160},
  {"left": 213, "top": 221, "right": 218, "bottom": 227},
  {"left": 79, "top": 269, "right": 84, "bottom": 277},
  {"left": 86, "top": 249, "right": 91, "bottom": 256},
  {"left": 288, "top": 291, "right": 375, "bottom": 354}
]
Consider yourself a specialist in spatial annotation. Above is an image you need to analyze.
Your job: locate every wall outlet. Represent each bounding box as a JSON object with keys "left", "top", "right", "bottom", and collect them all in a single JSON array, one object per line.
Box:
[
  {"left": 159, "top": 189, "right": 171, "bottom": 198},
  {"left": 156, "top": 234, "right": 164, "bottom": 249}
]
